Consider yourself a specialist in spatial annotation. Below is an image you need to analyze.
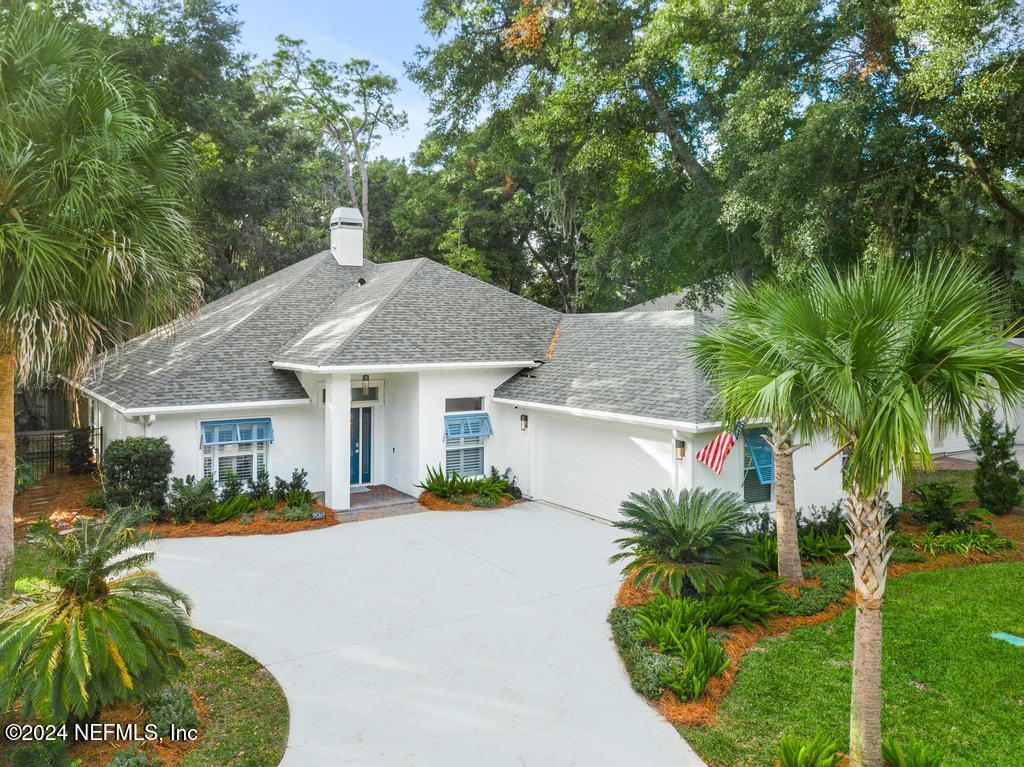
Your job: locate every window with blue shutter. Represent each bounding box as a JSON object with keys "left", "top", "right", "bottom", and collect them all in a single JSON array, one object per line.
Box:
[
  {"left": 743, "top": 429, "right": 773, "bottom": 504},
  {"left": 443, "top": 409, "right": 491, "bottom": 477},
  {"left": 199, "top": 418, "right": 273, "bottom": 485}
]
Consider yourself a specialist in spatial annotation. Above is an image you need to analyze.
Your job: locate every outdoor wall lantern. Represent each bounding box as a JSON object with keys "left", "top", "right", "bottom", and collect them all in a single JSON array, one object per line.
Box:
[
  {"left": 520, "top": 414, "right": 529, "bottom": 431},
  {"left": 361, "top": 374, "right": 370, "bottom": 395},
  {"left": 675, "top": 439, "right": 686, "bottom": 460}
]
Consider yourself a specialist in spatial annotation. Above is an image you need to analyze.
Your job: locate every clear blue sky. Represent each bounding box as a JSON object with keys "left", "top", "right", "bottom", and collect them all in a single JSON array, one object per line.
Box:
[{"left": 232, "top": 0, "right": 434, "bottom": 160}]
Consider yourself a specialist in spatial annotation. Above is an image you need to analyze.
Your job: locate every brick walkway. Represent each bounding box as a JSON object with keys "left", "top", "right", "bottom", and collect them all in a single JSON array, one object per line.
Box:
[{"left": 336, "top": 484, "right": 428, "bottom": 522}]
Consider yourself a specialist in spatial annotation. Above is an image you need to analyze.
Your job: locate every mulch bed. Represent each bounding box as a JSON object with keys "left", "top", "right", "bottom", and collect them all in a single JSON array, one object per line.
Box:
[
  {"left": 15, "top": 473, "right": 338, "bottom": 539},
  {"left": 417, "top": 491, "right": 520, "bottom": 512},
  {"left": 616, "top": 507, "right": 1024, "bottom": 727}
]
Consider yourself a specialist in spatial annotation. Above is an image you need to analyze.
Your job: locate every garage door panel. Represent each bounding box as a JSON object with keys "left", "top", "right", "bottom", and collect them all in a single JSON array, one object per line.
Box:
[{"left": 537, "top": 414, "right": 674, "bottom": 522}]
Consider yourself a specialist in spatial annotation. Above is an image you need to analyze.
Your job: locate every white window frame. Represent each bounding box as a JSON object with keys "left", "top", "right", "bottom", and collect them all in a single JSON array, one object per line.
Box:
[
  {"left": 444, "top": 395, "right": 488, "bottom": 478},
  {"left": 198, "top": 418, "right": 273, "bottom": 486}
]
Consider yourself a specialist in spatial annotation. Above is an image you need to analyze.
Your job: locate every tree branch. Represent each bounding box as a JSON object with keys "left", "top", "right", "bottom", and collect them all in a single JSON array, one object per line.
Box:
[
  {"left": 642, "top": 80, "right": 715, "bottom": 198},
  {"left": 960, "top": 144, "right": 1024, "bottom": 229}
]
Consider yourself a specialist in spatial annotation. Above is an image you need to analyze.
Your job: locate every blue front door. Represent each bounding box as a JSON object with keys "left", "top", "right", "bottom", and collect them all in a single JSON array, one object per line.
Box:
[{"left": 350, "top": 406, "right": 372, "bottom": 485}]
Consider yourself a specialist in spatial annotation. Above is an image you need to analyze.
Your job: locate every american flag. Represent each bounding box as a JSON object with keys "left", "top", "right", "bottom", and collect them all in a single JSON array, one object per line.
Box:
[{"left": 696, "top": 431, "right": 736, "bottom": 475}]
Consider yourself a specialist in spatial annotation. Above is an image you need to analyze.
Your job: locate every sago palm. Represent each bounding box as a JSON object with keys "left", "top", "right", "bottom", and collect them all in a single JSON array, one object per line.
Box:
[
  {"left": 610, "top": 487, "right": 753, "bottom": 595},
  {"left": 693, "top": 286, "right": 821, "bottom": 587},
  {"left": 706, "top": 260, "right": 1024, "bottom": 767},
  {"left": 0, "top": 6, "right": 202, "bottom": 589},
  {"left": 0, "top": 507, "right": 194, "bottom": 722}
]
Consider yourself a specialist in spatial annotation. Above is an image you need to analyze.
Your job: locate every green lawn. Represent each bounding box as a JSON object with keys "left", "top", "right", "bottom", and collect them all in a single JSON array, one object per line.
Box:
[
  {"left": 680, "top": 562, "right": 1024, "bottom": 767},
  {"left": 907, "top": 467, "right": 977, "bottom": 501}
]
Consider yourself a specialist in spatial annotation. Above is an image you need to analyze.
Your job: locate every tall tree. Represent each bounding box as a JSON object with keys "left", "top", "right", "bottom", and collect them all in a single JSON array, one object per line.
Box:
[
  {"left": 0, "top": 6, "right": 202, "bottom": 588},
  {"left": 696, "top": 261, "right": 1024, "bottom": 766},
  {"left": 265, "top": 37, "right": 407, "bottom": 229}
]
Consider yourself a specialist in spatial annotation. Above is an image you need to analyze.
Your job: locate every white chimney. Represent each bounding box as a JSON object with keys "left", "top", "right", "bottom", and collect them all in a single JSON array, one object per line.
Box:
[{"left": 330, "top": 207, "right": 364, "bottom": 266}]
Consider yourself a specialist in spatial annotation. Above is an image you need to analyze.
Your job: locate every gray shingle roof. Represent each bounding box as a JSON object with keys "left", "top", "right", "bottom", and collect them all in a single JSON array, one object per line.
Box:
[
  {"left": 84, "top": 254, "right": 560, "bottom": 410},
  {"left": 276, "top": 258, "right": 561, "bottom": 367},
  {"left": 494, "top": 311, "right": 715, "bottom": 424}
]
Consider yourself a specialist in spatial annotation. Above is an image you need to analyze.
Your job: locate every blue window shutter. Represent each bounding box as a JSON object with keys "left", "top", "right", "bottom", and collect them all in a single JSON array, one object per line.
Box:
[
  {"left": 444, "top": 413, "right": 494, "bottom": 440},
  {"left": 744, "top": 431, "right": 774, "bottom": 484},
  {"left": 201, "top": 418, "right": 274, "bottom": 446}
]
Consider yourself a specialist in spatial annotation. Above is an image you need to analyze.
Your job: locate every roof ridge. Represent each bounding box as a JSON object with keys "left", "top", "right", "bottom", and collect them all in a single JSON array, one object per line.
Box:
[
  {"left": 274, "top": 257, "right": 427, "bottom": 362},
  {"left": 418, "top": 258, "right": 564, "bottom": 318}
]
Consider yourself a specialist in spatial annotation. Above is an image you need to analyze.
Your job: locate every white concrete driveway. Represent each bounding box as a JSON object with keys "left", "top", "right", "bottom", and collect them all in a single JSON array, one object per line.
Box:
[{"left": 152, "top": 502, "right": 703, "bottom": 767}]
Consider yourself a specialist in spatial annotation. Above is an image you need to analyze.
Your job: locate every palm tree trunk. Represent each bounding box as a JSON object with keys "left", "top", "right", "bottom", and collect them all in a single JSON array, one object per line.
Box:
[
  {"left": 845, "top": 485, "right": 890, "bottom": 767},
  {"left": 773, "top": 447, "right": 803, "bottom": 586},
  {"left": 0, "top": 347, "right": 15, "bottom": 596}
]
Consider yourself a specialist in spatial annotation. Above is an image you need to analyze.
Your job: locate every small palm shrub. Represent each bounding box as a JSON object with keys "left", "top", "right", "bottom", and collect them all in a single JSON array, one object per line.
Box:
[
  {"left": 702, "top": 572, "right": 786, "bottom": 628},
  {"left": 166, "top": 475, "right": 216, "bottom": 524},
  {"left": 968, "top": 406, "right": 1021, "bottom": 516},
  {"left": 274, "top": 469, "right": 310, "bottom": 501},
  {"left": 0, "top": 508, "right": 193, "bottom": 722},
  {"left": 657, "top": 626, "right": 728, "bottom": 700},
  {"left": 882, "top": 737, "right": 943, "bottom": 767},
  {"left": 102, "top": 437, "right": 174, "bottom": 507},
  {"left": 418, "top": 465, "right": 511, "bottom": 504},
  {"left": 106, "top": 746, "right": 162, "bottom": 767},
  {"left": 206, "top": 495, "right": 257, "bottom": 523},
  {"left": 636, "top": 593, "right": 710, "bottom": 652},
  {"left": 777, "top": 731, "right": 843, "bottom": 767},
  {"left": 144, "top": 683, "right": 198, "bottom": 738},
  {"left": 284, "top": 488, "right": 314, "bottom": 507},
  {"left": 418, "top": 464, "right": 463, "bottom": 498},
  {"left": 611, "top": 488, "right": 753, "bottom": 595}
]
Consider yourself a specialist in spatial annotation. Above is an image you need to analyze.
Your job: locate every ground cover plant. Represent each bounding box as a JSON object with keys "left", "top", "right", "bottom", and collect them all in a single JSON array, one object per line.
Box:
[{"left": 678, "top": 563, "right": 1024, "bottom": 767}]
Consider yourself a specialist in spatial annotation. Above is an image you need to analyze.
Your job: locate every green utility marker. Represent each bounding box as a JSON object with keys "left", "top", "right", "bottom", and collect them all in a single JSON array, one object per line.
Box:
[{"left": 991, "top": 632, "right": 1024, "bottom": 647}]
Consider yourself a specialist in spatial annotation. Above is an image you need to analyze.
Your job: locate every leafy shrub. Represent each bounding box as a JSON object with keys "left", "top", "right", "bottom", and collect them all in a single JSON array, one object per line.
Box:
[
  {"left": 657, "top": 626, "right": 729, "bottom": 700},
  {"left": 490, "top": 465, "right": 522, "bottom": 498},
  {"left": 797, "top": 527, "right": 848, "bottom": 561},
  {"left": 218, "top": 470, "right": 245, "bottom": 502},
  {"left": 0, "top": 508, "right": 193, "bottom": 721},
  {"left": 777, "top": 731, "right": 843, "bottom": 767},
  {"left": 263, "top": 510, "right": 280, "bottom": 521},
  {"left": 206, "top": 494, "right": 257, "bottom": 523},
  {"left": 915, "top": 530, "right": 1013, "bottom": 556},
  {"left": 636, "top": 593, "right": 710, "bottom": 652},
  {"left": 255, "top": 494, "right": 276, "bottom": 510},
  {"left": 166, "top": 475, "right": 215, "bottom": 524},
  {"left": 608, "top": 607, "right": 680, "bottom": 700},
  {"left": 418, "top": 465, "right": 511, "bottom": 505},
  {"left": 611, "top": 487, "right": 754, "bottom": 595},
  {"left": 703, "top": 571, "right": 786, "bottom": 628},
  {"left": 83, "top": 488, "right": 106, "bottom": 509},
  {"left": 968, "top": 407, "right": 1021, "bottom": 516},
  {"left": 144, "top": 683, "right": 198, "bottom": 738},
  {"left": 284, "top": 488, "right": 314, "bottom": 507},
  {"left": 882, "top": 737, "right": 943, "bottom": 767},
  {"left": 418, "top": 464, "right": 463, "bottom": 498},
  {"left": 282, "top": 504, "right": 315, "bottom": 521},
  {"left": 15, "top": 456, "right": 36, "bottom": 494},
  {"left": 105, "top": 746, "right": 162, "bottom": 767},
  {"left": 8, "top": 739, "right": 71, "bottom": 767},
  {"left": 65, "top": 426, "right": 95, "bottom": 475},
  {"left": 274, "top": 469, "right": 310, "bottom": 501},
  {"left": 102, "top": 437, "right": 174, "bottom": 507},
  {"left": 248, "top": 468, "right": 272, "bottom": 501},
  {"left": 906, "top": 481, "right": 987, "bottom": 533}
]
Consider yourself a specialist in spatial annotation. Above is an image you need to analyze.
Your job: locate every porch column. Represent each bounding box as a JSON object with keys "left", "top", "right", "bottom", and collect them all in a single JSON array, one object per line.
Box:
[{"left": 324, "top": 373, "right": 351, "bottom": 511}]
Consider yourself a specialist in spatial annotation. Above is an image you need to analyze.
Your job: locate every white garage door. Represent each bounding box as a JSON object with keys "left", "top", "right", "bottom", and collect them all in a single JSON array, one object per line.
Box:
[{"left": 536, "top": 413, "right": 675, "bottom": 522}]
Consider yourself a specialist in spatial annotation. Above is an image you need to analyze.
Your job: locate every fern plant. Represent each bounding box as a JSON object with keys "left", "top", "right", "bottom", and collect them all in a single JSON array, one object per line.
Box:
[
  {"left": 611, "top": 488, "right": 754, "bottom": 595},
  {"left": 166, "top": 475, "right": 216, "bottom": 524},
  {"left": 777, "top": 731, "right": 843, "bottom": 767},
  {"left": 206, "top": 495, "right": 257, "bottom": 523},
  {"left": 0, "top": 508, "right": 194, "bottom": 722},
  {"left": 417, "top": 464, "right": 463, "bottom": 498}
]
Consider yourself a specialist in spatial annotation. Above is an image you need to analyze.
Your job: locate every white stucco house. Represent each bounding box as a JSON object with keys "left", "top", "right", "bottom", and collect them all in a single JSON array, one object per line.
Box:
[{"left": 75, "top": 208, "right": 894, "bottom": 522}]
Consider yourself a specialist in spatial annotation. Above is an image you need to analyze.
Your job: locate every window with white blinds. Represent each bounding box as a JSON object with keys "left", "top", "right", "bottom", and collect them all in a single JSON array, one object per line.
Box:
[
  {"left": 203, "top": 441, "right": 267, "bottom": 485},
  {"left": 445, "top": 436, "right": 484, "bottom": 477}
]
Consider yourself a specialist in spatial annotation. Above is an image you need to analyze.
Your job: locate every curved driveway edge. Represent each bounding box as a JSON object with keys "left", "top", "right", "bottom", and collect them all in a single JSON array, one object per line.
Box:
[{"left": 152, "top": 502, "right": 705, "bottom": 767}]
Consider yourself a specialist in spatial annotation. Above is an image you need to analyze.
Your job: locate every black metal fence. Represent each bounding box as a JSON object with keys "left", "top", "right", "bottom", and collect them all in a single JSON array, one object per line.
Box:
[{"left": 15, "top": 427, "right": 103, "bottom": 476}]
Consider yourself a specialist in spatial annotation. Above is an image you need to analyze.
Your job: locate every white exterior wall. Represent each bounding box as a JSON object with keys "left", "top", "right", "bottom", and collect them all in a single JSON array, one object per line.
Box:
[{"left": 927, "top": 403, "right": 1024, "bottom": 456}]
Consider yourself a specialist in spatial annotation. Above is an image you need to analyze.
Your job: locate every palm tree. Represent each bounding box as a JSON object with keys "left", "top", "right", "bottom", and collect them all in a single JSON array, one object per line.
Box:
[
  {"left": 699, "top": 260, "right": 1024, "bottom": 767},
  {"left": 610, "top": 487, "right": 755, "bottom": 596},
  {"left": 693, "top": 285, "right": 818, "bottom": 587},
  {"left": 0, "top": 7, "right": 202, "bottom": 589},
  {"left": 0, "top": 507, "right": 194, "bottom": 722}
]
